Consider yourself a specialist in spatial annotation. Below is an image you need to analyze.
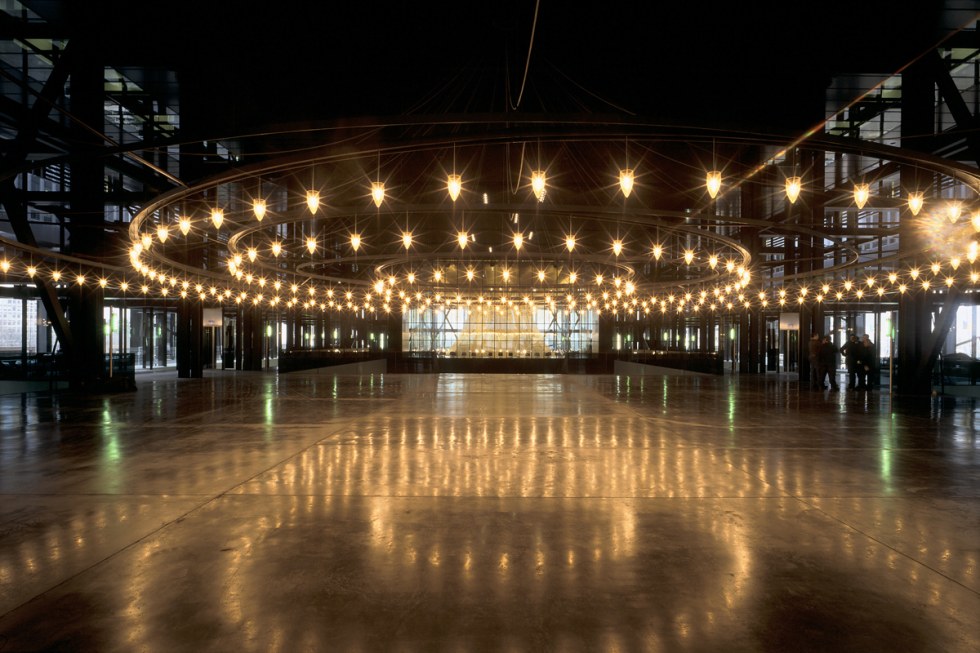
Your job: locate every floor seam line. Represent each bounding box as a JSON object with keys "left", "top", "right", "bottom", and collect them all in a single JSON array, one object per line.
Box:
[{"left": 788, "top": 495, "right": 980, "bottom": 598}]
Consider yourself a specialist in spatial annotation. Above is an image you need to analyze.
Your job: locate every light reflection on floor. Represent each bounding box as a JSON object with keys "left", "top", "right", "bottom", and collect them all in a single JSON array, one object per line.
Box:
[{"left": 0, "top": 371, "right": 977, "bottom": 652}]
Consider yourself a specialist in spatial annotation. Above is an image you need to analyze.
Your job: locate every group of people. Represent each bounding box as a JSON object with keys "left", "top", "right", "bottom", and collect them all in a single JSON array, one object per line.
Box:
[{"left": 808, "top": 332, "right": 877, "bottom": 391}]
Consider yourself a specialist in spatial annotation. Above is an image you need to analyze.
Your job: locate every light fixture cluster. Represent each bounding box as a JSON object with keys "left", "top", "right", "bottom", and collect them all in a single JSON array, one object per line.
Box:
[{"left": 3, "top": 244, "right": 979, "bottom": 321}]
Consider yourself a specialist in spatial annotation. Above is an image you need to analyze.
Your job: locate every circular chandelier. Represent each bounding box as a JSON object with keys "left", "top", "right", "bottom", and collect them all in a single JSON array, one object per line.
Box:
[{"left": 3, "top": 117, "right": 979, "bottom": 315}]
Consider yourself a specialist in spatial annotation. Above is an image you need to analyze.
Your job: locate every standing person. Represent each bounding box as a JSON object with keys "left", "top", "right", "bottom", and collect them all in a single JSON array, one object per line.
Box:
[
  {"left": 858, "top": 333, "right": 876, "bottom": 389},
  {"left": 840, "top": 335, "right": 862, "bottom": 389},
  {"left": 818, "top": 336, "right": 840, "bottom": 390},
  {"left": 808, "top": 333, "right": 822, "bottom": 390}
]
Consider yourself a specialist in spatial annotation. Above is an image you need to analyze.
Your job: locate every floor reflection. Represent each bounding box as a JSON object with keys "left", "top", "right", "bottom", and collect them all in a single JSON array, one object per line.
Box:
[{"left": 0, "top": 372, "right": 976, "bottom": 652}]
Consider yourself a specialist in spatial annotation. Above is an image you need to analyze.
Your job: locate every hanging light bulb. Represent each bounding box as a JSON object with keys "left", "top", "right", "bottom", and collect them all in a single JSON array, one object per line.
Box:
[
  {"left": 210, "top": 208, "right": 224, "bottom": 229},
  {"left": 178, "top": 216, "right": 192, "bottom": 236},
  {"left": 853, "top": 183, "right": 870, "bottom": 209},
  {"left": 306, "top": 190, "right": 319, "bottom": 213},
  {"left": 502, "top": 268, "right": 511, "bottom": 282},
  {"left": 652, "top": 244, "right": 663, "bottom": 260},
  {"left": 27, "top": 265, "right": 36, "bottom": 278},
  {"left": 706, "top": 170, "right": 722, "bottom": 199},
  {"left": 907, "top": 191, "right": 924, "bottom": 216},
  {"left": 433, "top": 269, "right": 443, "bottom": 282},
  {"left": 967, "top": 241, "right": 978, "bottom": 264},
  {"left": 447, "top": 174, "right": 462, "bottom": 202},
  {"left": 537, "top": 269, "right": 546, "bottom": 282},
  {"left": 253, "top": 198, "right": 266, "bottom": 221},
  {"left": 306, "top": 236, "right": 317, "bottom": 254},
  {"left": 400, "top": 232, "right": 413, "bottom": 250},
  {"left": 271, "top": 241, "right": 282, "bottom": 257},
  {"left": 350, "top": 233, "right": 361, "bottom": 252},
  {"left": 371, "top": 182, "right": 385, "bottom": 208},
  {"left": 466, "top": 268, "right": 475, "bottom": 281},
  {"left": 247, "top": 247, "right": 258, "bottom": 262},
  {"left": 947, "top": 202, "right": 962, "bottom": 223},
  {"left": 513, "top": 232, "right": 523, "bottom": 251},
  {"left": 708, "top": 254, "right": 719, "bottom": 269},
  {"left": 531, "top": 170, "right": 546, "bottom": 201},
  {"left": 457, "top": 231, "right": 468, "bottom": 249},
  {"left": 612, "top": 239, "right": 623, "bottom": 256},
  {"left": 156, "top": 225, "right": 169, "bottom": 243},
  {"left": 683, "top": 249, "right": 695, "bottom": 265},
  {"left": 785, "top": 176, "right": 802, "bottom": 204},
  {"left": 141, "top": 233, "right": 153, "bottom": 250},
  {"left": 619, "top": 168, "right": 634, "bottom": 198},
  {"left": 565, "top": 235, "right": 576, "bottom": 252}
]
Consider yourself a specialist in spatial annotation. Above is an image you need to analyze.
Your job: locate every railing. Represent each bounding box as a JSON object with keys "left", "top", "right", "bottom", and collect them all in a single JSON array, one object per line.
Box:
[{"left": 620, "top": 350, "right": 725, "bottom": 375}]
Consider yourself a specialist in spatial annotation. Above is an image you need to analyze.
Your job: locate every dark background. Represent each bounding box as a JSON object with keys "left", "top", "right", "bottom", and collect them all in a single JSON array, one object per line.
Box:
[{"left": 30, "top": 1, "right": 955, "bottom": 134}]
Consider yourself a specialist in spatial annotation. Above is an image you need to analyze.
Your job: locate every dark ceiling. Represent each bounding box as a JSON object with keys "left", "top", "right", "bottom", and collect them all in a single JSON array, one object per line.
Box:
[{"left": 27, "top": 0, "right": 953, "bottom": 137}]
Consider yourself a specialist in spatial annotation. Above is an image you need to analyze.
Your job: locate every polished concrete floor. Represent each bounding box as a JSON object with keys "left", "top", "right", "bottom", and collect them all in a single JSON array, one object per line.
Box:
[{"left": 0, "top": 370, "right": 977, "bottom": 652}]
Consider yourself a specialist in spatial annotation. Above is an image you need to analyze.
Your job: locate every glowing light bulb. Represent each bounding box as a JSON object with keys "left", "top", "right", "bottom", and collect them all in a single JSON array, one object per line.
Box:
[
  {"left": 371, "top": 182, "right": 385, "bottom": 208},
  {"left": 612, "top": 239, "right": 623, "bottom": 256},
  {"left": 156, "top": 225, "right": 169, "bottom": 243},
  {"left": 652, "top": 244, "right": 663, "bottom": 260},
  {"left": 247, "top": 247, "right": 258, "bottom": 262},
  {"left": 909, "top": 268, "right": 920, "bottom": 279},
  {"left": 708, "top": 255, "right": 718, "bottom": 269},
  {"left": 466, "top": 268, "right": 475, "bottom": 281},
  {"left": 565, "top": 235, "right": 576, "bottom": 252},
  {"left": 447, "top": 174, "right": 461, "bottom": 202},
  {"left": 253, "top": 198, "right": 266, "bottom": 221},
  {"left": 706, "top": 170, "right": 722, "bottom": 199},
  {"left": 306, "top": 237, "right": 316, "bottom": 254},
  {"left": 537, "top": 270, "right": 546, "bottom": 282},
  {"left": 619, "top": 168, "right": 634, "bottom": 198},
  {"left": 947, "top": 202, "right": 962, "bottom": 223},
  {"left": 178, "top": 216, "right": 192, "bottom": 236},
  {"left": 853, "top": 183, "right": 870, "bottom": 209},
  {"left": 350, "top": 233, "right": 361, "bottom": 252},
  {"left": 433, "top": 270, "right": 443, "bottom": 282},
  {"left": 210, "top": 208, "right": 223, "bottom": 229},
  {"left": 513, "top": 233, "right": 523, "bottom": 251},
  {"left": 457, "top": 232, "right": 468, "bottom": 249},
  {"left": 531, "top": 170, "right": 546, "bottom": 201},
  {"left": 502, "top": 268, "right": 511, "bottom": 282},
  {"left": 402, "top": 232, "right": 413, "bottom": 249},
  {"left": 271, "top": 241, "right": 282, "bottom": 257},
  {"left": 141, "top": 233, "right": 153, "bottom": 250},
  {"left": 683, "top": 249, "right": 695, "bottom": 265},
  {"left": 0, "top": 260, "right": 8, "bottom": 273},
  {"left": 971, "top": 211, "right": 980, "bottom": 232},
  {"left": 306, "top": 190, "right": 319, "bottom": 213},
  {"left": 785, "top": 176, "right": 802, "bottom": 204},
  {"left": 908, "top": 191, "right": 924, "bottom": 216},
  {"left": 950, "top": 257, "right": 961, "bottom": 270},
  {"left": 968, "top": 241, "right": 978, "bottom": 264},
  {"left": 568, "top": 271, "right": 577, "bottom": 283}
]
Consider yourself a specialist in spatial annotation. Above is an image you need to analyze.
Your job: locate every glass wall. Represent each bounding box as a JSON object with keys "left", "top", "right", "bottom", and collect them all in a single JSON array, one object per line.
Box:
[
  {"left": 0, "top": 297, "right": 38, "bottom": 354},
  {"left": 403, "top": 303, "right": 597, "bottom": 356}
]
